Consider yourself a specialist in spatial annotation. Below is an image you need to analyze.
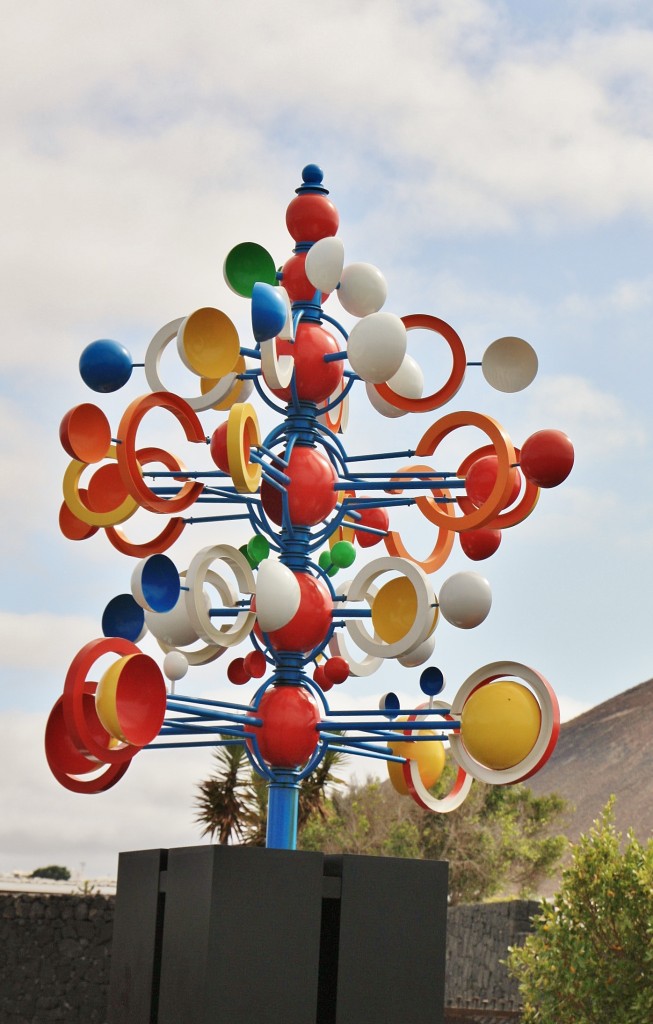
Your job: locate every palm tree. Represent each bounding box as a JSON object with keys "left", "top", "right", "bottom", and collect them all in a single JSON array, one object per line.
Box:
[{"left": 195, "top": 742, "right": 347, "bottom": 846}]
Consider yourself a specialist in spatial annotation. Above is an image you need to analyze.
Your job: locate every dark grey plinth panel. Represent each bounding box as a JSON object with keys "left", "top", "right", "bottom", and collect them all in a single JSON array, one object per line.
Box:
[
  {"left": 157, "top": 845, "right": 325, "bottom": 1024},
  {"left": 108, "top": 846, "right": 448, "bottom": 1024},
  {"left": 107, "top": 848, "right": 167, "bottom": 1024},
  {"left": 321, "top": 854, "right": 448, "bottom": 1024}
]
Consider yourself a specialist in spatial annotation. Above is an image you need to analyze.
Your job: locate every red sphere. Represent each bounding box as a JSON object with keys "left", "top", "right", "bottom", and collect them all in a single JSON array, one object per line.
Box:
[
  {"left": 285, "top": 193, "right": 339, "bottom": 243},
  {"left": 280, "top": 251, "right": 327, "bottom": 304},
  {"left": 244, "top": 650, "right": 267, "bottom": 679},
  {"left": 261, "top": 445, "right": 338, "bottom": 527},
  {"left": 249, "top": 685, "right": 320, "bottom": 767},
  {"left": 354, "top": 505, "right": 390, "bottom": 548},
  {"left": 466, "top": 455, "right": 521, "bottom": 508},
  {"left": 209, "top": 422, "right": 230, "bottom": 473},
  {"left": 323, "top": 656, "right": 350, "bottom": 684},
  {"left": 313, "top": 665, "right": 333, "bottom": 692},
  {"left": 270, "top": 321, "right": 343, "bottom": 404},
  {"left": 227, "top": 658, "right": 250, "bottom": 685},
  {"left": 460, "top": 527, "right": 502, "bottom": 561},
  {"left": 266, "top": 571, "right": 333, "bottom": 653},
  {"left": 520, "top": 430, "right": 574, "bottom": 488}
]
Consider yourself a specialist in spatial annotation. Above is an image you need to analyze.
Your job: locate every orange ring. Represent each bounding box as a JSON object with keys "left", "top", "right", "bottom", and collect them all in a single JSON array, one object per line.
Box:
[
  {"left": 116, "top": 393, "right": 205, "bottom": 513},
  {"left": 415, "top": 412, "right": 516, "bottom": 532},
  {"left": 104, "top": 446, "right": 187, "bottom": 556},
  {"left": 456, "top": 444, "right": 540, "bottom": 529},
  {"left": 373, "top": 314, "right": 467, "bottom": 412},
  {"left": 383, "top": 464, "right": 455, "bottom": 573}
]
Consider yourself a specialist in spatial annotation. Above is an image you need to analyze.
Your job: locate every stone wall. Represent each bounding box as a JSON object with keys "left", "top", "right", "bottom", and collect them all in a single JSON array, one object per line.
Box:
[
  {"left": 0, "top": 893, "right": 113, "bottom": 1023},
  {"left": 0, "top": 892, "right": 537, "bottom": 1022}
]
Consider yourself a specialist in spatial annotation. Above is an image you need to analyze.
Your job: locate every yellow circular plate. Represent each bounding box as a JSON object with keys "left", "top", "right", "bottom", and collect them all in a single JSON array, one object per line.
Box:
[
  {"left": 460, "top": 680, "right": 541, "bottom": 770},
  {"left": 178, "top": 307, "right": 240, "bottom": 379}
]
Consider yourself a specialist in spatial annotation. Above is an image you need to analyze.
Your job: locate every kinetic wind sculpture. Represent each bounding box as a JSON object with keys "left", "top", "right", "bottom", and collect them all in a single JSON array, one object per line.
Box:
[{"left": 48, "top": 164, "right": 574, "bottom": 850}]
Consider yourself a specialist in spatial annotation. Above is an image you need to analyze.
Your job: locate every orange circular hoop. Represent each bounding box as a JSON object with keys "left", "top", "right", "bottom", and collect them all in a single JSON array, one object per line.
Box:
[
  {"left": 383, "top": 465, "right": 455, "bottom": 573},
  {"left": 373, "top": 314, "right": 467, "bottom": 412},
  {"left": 415, "top": 412, "right": 516, "bottom": 532},
  {"left": 62, "top": 637, "right": 144, "bottom": 766},
  {"left": 104, "top": 446, "right": 187, "bottom": 556},
  {"left": 116, "top": 393, "right": 205, "bottom": 514},
  {"left": 456, "top": 444, "right": 540, "bottom": 529}
]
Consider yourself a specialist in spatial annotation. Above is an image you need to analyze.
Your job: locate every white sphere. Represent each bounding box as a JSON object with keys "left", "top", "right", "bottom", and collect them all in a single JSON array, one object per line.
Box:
[
  {"left": 482, "top": 336, "right": 538, "bottom": 393},
  {"left": 398, "top": 631, "right": 436, "bottom": 667},
  {"left": 366, "top": 353, "right": 424, "bottom": 417},
  {"left": 347, "top": 312, "right": 407, "bottom": 384},
  {"left": 338, "top": 263, "right": 387, "bottom": 317},
  {"left": 305, "top": 237, "right": 345, "bottom": 294},
  {"left": 438, "top": 572, "right": 492, "bottom": 629},
  {"left": 163, "top": 651, "right": 189, "bottom": 682}
]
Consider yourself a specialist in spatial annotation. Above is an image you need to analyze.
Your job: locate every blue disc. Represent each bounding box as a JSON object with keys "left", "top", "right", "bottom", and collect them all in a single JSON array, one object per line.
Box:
[
  {"left": 251, "top": 282, "right": 288, "bottom": 343},
  {"left": 420, "top": 666, "right": 445, "bottom": 697},
  {"left": 102, "top": 594, "right": 145, "bottom": 642},
  {"left": 139, "top": 554, "right": 180, "bottom": 613},
  {"left": 380, "top": 691, "right": 400, "bottom": 718},
  {"left": 79, "top": 339, "right": 133, "bottom": 393}
]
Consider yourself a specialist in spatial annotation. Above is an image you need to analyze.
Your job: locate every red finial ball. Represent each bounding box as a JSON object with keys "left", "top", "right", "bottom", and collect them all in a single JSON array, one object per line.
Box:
[
  {"left": 250, "top": 685, "right": 320, "bottom": 767},
  {"left": 286, "top": 194, "right": 339, "bottom": 243},
  {"left": 520, "top": 430, "right": 574, "bottom": 488},
  {"left": 265, "top": 571, "right": 333, "bottom": 653},
  {"left": 270, "top": 321, "right": 343, "bottom": 404},
  {"left": 261, "top": 445, "right": 338, "bottom": 527}
]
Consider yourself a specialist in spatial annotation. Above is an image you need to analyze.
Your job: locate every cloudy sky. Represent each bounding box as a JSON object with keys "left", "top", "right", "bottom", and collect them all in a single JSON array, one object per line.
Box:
[{"left": 2, "top": 0, "right": 652, "bottom": 879}]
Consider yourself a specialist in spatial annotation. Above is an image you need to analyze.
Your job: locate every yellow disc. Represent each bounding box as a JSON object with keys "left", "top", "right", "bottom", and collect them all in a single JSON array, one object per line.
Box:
[
  {"left": 96, "top": 655, "right": 135, "bottom": 742},
  {"left": 387, "top": 716, "right": 446, "bottom": 795},
  {"left": 180, "top": 307, "right": 240, "bottom": 379},
  {"left": 371, "top": 576, "right": 418, "bottom": 644},
  {"left": 460, "top": 680, "right": 541, "bottom": 771}
]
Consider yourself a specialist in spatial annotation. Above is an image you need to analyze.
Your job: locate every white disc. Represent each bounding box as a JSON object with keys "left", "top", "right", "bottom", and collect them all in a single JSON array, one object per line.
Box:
[
  {"left": 482, "top": 336, "right": 538, "bottom": 393},
  {"left": 305, "top": 237, "right": 345, "bottom": 294},
  {"left": 255, "top": 558, "right": 301, "bottom": 633},
  {"left": 347, "top": 312, "right": 407, "bottom": 384},
  {"left": 366, "top": 353, "right": 424, "bottom": 417}
]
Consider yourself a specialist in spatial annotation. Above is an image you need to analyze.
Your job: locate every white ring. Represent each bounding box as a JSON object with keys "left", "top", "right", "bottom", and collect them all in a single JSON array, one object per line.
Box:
[
  {"left": 185, "top": 545, "right": 256, "bottom": 647},
  {"left": 403, "top": 701, "right": 473, "bottom": 813},
  {"left": 153, "top": 570, "right": 235, "bottom": 665},
  {"left": 144, "top": 318, "right": 236, "bottom": 411},
  {"left": 449, "top": 661, "right": 560, "bottom": 785},
  {"left": 345, "top": 556, "right": 436, "bottom": 659},
  {"left": 328, "top": 580, "right": 382, "bottom": 676}
]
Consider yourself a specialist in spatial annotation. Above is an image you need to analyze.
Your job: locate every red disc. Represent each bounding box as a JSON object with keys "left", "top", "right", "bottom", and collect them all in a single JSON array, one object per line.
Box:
[
  {"left": 227, "top": 658, "right": 251, "bottom": 685},
  {"left": 86, "top": 462, "right": 131, "bottom": 513},
  {"left": 261, "top": 445, "right": 338, "bottom": 527},
  {"left": 244, "top": 650, "right": 267, "bottom": 679},
  {"left": 270, "top": 321, "right": 343, "bottom": 404},
  {"left": 285, "top": 193, "right": 339, "bottom": 243},
  {"left": 249, "top": 685, "right": 320, "bottom": 767},
  {"left": 59, "top": 491, "right": 99, "bottom": 541},
  {"left": 313, "top": 665, "right": 333, "bottom": 691},
  {"left": 266, "top": 571, "right": 333, "bottom": 653}
]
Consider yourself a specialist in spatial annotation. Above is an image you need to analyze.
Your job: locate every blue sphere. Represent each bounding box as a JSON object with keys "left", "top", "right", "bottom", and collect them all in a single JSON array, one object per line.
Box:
[{"left": 79, "top": 339, "right": 133, "bottom": 393}]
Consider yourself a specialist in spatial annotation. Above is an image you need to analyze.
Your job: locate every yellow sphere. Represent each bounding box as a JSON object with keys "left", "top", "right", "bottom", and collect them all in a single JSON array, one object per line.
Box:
[
  {"left": 387, "top": 716, "right": 446, "bottom": 795},
  {"left": 460, "top": 681, "right": 541, "bottom": 770}
]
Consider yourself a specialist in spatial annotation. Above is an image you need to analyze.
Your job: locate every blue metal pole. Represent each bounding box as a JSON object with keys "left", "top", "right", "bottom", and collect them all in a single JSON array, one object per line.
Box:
[{"left": 266, "top": 771, "right": 301, "bottom": 850}]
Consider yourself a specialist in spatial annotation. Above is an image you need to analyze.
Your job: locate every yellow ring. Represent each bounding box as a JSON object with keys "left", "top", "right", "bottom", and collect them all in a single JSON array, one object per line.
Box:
[
  {"left": 62, "top": 445, "right": 138, "bottom": 527},
  {"left": 227, "top": 403, "right": 262, "bottom": 493}
]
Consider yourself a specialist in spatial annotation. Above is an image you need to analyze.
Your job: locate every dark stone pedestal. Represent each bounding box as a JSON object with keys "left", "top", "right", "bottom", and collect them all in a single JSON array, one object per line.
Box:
[{"left": 107, "top": 846, "right": 448, "bottom": 1024}]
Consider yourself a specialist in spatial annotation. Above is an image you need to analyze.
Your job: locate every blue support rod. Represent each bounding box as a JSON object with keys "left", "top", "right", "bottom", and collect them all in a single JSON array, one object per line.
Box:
[{"left": 265, "top": 771, "right": 301, "bottom": 850}]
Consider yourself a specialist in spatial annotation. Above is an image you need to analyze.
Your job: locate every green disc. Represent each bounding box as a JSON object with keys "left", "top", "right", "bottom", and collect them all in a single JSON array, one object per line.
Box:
[
  {"left": 247, "top": 534, "right": 270, "bottom": 566},
  {"left": 223, "top": 242, "right": 277, "bottom": 298}
]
